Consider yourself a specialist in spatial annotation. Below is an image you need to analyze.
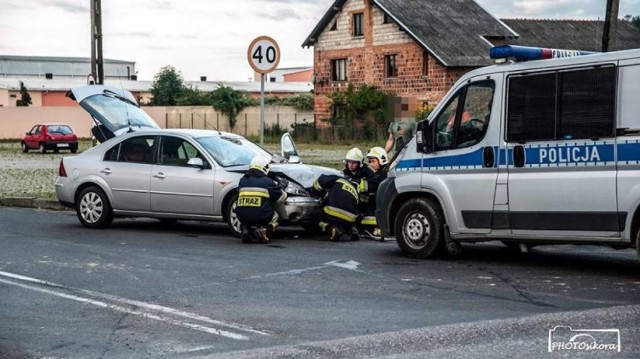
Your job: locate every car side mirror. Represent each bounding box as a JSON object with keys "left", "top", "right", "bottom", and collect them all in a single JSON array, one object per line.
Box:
[
  {"left": 416, "top": 120, "right": 433, "bottom": 154},
  {"left": 187, "top": 157, "right": 205, "bottom": 168},
  {"left": 26, "top": 132, "right": 30, "bottom": 135},
  {"left": 280, "top": 132, "right": 299, "bottom": 160},
  {"left": 288, "top": 155, "right": 301, "bottom": 164}
]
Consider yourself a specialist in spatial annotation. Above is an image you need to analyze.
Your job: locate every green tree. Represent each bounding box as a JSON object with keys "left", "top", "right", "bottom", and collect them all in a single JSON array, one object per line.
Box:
[
  {"left": 265, "top": 93, "right": 314, "bottom": 111},
  {"left": 16, "top": 81, "right": 32, "bottom": 107},
  {"left": 150, "top": 65, "right": 186, "bottom": 105},
  {"left": 176, "top": 86, "right": 213, "bottom": 106},
  {"left": 624, "top": 14, "right": 640, "bottom": 29},
  {"left": 210, "top": 85, "right": 256, "bottom": 131},
  {"left": 328, "top": 83, "right": 388, "bottom": 125}
]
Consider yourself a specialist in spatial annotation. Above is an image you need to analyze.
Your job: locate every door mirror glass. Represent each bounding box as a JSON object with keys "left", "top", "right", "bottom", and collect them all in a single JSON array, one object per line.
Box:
[{"left": 416, "top": 120, "right": 433, "bottom": 154}]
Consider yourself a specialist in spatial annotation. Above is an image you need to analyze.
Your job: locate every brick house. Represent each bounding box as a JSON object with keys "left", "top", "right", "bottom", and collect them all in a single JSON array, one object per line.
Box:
[{"left": 302, "top": 0, "right": 516, "bottom": 122}]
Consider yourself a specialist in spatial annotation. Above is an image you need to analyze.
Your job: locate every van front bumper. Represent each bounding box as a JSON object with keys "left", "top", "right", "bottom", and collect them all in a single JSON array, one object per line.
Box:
[{"left": 375, "top": 177, "right": 398, "bottom": 237}]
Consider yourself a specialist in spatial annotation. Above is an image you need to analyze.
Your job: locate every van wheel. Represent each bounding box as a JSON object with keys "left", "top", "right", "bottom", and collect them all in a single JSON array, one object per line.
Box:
[
  {"left": 76, "top": 186, "right": 113, "bottom": 229},
  {"left": 395, "top": 198, "right": 445, "bottom": 258},
  {"left": 21, "top": 142, "right": 28, "bottom": 153},
  {"left": 226, "top": 193, "right": 242, "bottom": 237}
]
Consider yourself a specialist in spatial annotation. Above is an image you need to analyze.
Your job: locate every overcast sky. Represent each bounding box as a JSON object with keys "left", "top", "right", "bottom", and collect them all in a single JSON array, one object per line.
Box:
[{"left": 1, "top": 0, "right": 639, "bottom": 82}]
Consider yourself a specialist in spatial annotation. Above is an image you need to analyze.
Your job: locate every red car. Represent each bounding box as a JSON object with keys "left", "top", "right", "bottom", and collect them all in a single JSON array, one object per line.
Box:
[{"left": 22, "top": 123, "right": 78, "bottom": 153}]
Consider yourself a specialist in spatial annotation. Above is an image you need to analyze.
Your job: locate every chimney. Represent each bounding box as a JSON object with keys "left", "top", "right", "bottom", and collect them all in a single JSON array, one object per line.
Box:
[{"left": 200, "top": 76, "right": 207, "bottom": 82}]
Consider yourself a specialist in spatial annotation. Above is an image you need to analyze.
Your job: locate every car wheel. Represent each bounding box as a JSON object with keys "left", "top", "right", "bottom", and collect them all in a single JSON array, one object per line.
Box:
[
  {"left": 71, "top": 148, "right": 78, "bottom": 154},
  {"left": 76, "top": 186, "right": 114, "bottom": 229},
  {"left": 226, "top": 193, "right": 242, "bottom": 237},
  {"left": 21, "top": 142, "right": 28, "bottom": 153},
  {"left": 39, "top": 143, "right": 46, "bottom": 154},
  {"left": 395, "top": 198, "right": 445, "bottom": 258},
  {"left": 54, "top": 149, "right": 59, "bottom": 153}
]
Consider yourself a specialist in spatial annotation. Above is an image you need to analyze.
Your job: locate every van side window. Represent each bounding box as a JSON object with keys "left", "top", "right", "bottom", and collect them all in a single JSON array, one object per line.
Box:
[
  {"left": 507, "top": 66, "right": 616, "bottom": 142},
  {"left": 434, "top": 81, "right": 494, "bottom": 150}
]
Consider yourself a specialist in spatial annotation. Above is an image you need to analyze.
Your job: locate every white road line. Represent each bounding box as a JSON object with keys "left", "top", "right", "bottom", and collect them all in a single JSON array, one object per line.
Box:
[
  {"left": 0, "top": 271, "right": 270, "bottom": 338},
  {"left": 0, "top": 278, "right": 248, "bottom": 340}
]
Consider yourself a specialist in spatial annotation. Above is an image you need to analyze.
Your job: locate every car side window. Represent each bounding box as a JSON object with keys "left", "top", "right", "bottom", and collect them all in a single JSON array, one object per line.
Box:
[
  {"left": 104, "top": 136, "right": 156, "bottom": 164},
  {"left": 434, "top": 94, "right": 460, "bottom": 149},
  {"left": 160, "top": 136, "right": 207, "bottom": 167}
]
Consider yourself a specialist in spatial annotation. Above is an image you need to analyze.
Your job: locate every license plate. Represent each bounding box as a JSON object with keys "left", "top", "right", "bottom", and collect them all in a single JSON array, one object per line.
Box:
[{"left": 57, "top": 143, "right": 69, "bottom": 148}]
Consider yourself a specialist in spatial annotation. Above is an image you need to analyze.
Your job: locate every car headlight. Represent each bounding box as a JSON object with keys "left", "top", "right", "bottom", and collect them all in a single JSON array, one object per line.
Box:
[{"left": 275, "top": 176, "right": 310, "bottom": 197}]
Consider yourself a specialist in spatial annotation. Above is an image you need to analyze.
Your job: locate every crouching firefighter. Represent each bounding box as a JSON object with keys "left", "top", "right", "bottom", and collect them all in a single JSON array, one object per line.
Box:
[
  {"left": 342, "top": 147, "right": 369, "bottom": 182},
  {"left": 312, "top": 174, "right": 360, "bottom": 241},
  {"left": 358, "top": 147, "right": 389, "bottom": 240},
  {"left": 236, "top": 155, "right": 287, "bottom": 243}
]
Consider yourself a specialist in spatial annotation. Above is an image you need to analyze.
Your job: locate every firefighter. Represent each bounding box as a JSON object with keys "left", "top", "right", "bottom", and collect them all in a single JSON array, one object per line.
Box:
[
  {"left": 342, "top": 147, "right": 368, "bottom": 182},
  {"left": 236, "top": 155, "right": 287, "bottom": 243},
  {"left": 359, "top": 147, "right": 389, "bottom": 240},
  {"left": 312, "top": 174, "right": 360, "bottom": 241}
]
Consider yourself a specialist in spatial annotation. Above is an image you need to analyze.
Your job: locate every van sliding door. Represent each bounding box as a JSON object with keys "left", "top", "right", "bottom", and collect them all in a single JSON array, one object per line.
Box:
[{"left": 505, "top": 66, "right": 620, "bottom": 238}]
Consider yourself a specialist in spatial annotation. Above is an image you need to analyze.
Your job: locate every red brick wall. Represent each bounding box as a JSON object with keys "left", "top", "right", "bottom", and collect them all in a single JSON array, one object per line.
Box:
[{"left": 313, "top": 42, "right": 475, "bottom": 123}]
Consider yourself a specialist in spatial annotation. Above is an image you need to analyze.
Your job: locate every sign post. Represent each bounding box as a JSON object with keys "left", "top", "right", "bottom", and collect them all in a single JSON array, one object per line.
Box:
[{"left": 247, "top": 36, "right": 280, "bottom": 145}]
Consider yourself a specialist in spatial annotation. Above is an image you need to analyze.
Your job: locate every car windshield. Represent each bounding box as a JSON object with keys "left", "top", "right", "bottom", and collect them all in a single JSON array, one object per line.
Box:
[
  {"left": 81, "top": 94, "right": 159, "bottom": 132},
  {"left": 196, "top": 136, "right": 272, "bottom": 167},
  {"left": 48, "top": 125, "right": 73, "bottom": 135}
]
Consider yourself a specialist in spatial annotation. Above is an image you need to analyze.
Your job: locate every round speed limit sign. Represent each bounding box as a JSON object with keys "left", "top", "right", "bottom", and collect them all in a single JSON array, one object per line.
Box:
[{"left": 247, "top": 36, "right": 281, "bottom": 74}]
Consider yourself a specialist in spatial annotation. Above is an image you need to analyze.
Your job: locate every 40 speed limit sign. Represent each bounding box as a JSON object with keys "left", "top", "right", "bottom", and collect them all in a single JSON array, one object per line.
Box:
[{"left": 247, "top": 36, "right": 281, "bottom": 74}]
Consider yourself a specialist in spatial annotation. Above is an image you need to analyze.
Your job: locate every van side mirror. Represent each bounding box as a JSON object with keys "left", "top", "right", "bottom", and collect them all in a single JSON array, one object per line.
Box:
[{"left": 416, "top": 120, "right": 433, "bottom": 154}]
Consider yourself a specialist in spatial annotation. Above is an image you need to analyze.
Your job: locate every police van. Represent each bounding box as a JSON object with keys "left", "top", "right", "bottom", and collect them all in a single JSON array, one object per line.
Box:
[{"left": 376, "top": 45, "right": 640, "bottom": 259}]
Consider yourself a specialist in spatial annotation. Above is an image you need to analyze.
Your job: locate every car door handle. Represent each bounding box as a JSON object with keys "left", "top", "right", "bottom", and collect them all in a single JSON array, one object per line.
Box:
[
  {"left": 100, "top": 168, "right": 112, "bottom": 175},
  {"left": 153, "top": 172, "right": 166, "bottom": 179}
]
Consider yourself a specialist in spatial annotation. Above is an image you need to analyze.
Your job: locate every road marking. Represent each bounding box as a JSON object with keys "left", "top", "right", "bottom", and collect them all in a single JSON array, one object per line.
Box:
[
  {"left": 0, "top": 271, "right": 270, "bottom": 339},
  {"left": 324, "top": 260, "right": 360, "bottom": 270}
]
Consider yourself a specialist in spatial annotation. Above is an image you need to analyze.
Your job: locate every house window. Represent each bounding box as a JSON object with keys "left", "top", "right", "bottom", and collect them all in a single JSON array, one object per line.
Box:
[
  {"left": 330, "top": 20, "right": 337, "bottom": 31},
  {"left": 353, "top": 13, "right": 363, "bottom": 37},
  {"left": 331, "top": 59, "right": 348, "bottom": 81},
  {"left": 383, "top": 13, "right": 391, "bottom": 24},
  {"left": 385, "top": 55, "right": 398, "bottom": 78},
  {"left": 422, "top": 51, "right": 429, "bottom": 76}
]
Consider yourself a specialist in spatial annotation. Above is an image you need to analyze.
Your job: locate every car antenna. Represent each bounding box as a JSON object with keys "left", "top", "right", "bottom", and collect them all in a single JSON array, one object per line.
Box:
[{"left": 191, "top": 111, "right": 222, "bottom": 135}]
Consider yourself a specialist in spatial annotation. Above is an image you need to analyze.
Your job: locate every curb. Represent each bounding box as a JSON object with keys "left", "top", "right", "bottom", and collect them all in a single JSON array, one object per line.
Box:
[{"left": 0, "top": 197, "right": 68, "bottom": 211}]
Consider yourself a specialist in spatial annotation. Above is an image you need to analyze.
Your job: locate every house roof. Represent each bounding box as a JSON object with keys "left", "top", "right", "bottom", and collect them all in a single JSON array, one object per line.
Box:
[
  {"left": 302, "top": 0, "right": 517, "bottom": 67},
  {"left": 501, "top": 19, "right": 640, "bottom": 52}
]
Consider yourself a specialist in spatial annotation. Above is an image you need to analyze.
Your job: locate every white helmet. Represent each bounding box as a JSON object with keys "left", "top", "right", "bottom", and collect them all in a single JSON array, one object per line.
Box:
[
  {"left": 344, "top": 147, "right": 364, "bottom": 163},
  {"left": 250, "top": 155, "right": 271, "bottom": 175},
  {"left": 366, "top": 147, "right": 389, "bottom": 166}
]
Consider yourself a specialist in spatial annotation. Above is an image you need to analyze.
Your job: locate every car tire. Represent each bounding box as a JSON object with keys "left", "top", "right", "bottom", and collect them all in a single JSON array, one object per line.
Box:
[
  {"left": 226, "top": 193, "right": 242, "bottom": 237},
  {"left": 71, "top": 148, "right": 78, "bottom": 154},
  {"left": 39, "top": 143, "right": 46, "bottom": 154},
  {"left": 76, "top": 186, "right": 114, "bottom": 229},
  {"left": 395, "top": 198, "right": 445, "bottom": 259},
  {"left": 21, "top": 142, "right": 28, "bottom": 153}
]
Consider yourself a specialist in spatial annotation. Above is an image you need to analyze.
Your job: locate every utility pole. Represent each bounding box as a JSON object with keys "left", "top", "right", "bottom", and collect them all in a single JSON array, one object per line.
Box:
[
  {"left": 602, "top": 0, "right": 620, "bottom": 52},
  {"left": 90, "top": 0, "right": 104, "bottom": 84}
]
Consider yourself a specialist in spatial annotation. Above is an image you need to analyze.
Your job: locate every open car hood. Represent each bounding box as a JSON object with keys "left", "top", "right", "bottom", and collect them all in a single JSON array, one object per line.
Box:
[
  {"left": 67, "top": 85, "right": 159, "bottom": 142},
  {"left": 270, "top": 163, "right": 341, "bottom": 189}
]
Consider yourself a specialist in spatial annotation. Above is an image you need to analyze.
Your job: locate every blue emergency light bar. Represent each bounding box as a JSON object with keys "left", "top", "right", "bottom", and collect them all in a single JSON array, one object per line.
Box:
[{"left": 490, "top": 45, "right": 596, "bottom": 61}]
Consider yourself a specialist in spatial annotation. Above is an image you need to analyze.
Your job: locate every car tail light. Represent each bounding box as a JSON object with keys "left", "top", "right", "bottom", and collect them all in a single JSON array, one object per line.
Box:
[{"left": 58, "top": 160, "right": 67, "bottom": 177}]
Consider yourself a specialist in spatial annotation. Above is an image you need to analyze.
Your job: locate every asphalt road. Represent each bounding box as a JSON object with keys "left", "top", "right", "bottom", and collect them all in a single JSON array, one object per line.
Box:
[{"left": 1, "top": 207, "right": 639, "bottom": 358}]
